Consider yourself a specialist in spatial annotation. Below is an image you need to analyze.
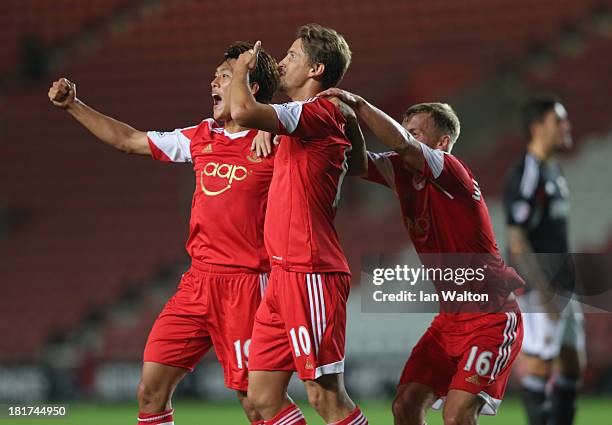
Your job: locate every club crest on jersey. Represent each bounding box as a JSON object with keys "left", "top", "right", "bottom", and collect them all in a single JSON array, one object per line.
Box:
[
  {"left": 246, "top": 151, "right": 263, "bottom": 163},
  {"left": 200, "top": 161, "right": 247, "bottom": 196},
  {"left": 202, "top": 144, "right": 213, "bottom": 154}
]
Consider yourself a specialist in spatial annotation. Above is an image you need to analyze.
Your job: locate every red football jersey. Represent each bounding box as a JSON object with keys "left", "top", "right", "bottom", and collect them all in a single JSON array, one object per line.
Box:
[
  {"left": 266, "top": 97, "right": 351, "bottom": 274},
  {"left": 366, "top": 144, "right": 524, "bottom": 314},
  {"left": 147, "top": 119, "right": 273, "bottom": 272}
]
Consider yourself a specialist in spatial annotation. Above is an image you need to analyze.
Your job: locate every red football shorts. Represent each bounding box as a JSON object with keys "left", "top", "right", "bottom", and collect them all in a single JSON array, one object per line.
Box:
[
  {"left": 399, "top": 311, "right": 523, "bottom": 415},
  {"left": 248, "top": 267, "right": 350, "bottom": 380},
  {"left": 143, "top": 262, "right": 268, "bottom": 391}
]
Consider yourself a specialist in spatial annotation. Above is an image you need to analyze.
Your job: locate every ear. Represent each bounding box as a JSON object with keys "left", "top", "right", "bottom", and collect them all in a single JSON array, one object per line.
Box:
[
  {"left": 530, "top": 122, "right": 540, "bottom": 140},
  {"left": 436, "top": 135, "right": 452, "bottom": 152},
  {"left": 249, "top": 81, "right": 260, "bottom": 98},
  {"left": 308, "top": 63, "right": 325, "bottom": 79}
]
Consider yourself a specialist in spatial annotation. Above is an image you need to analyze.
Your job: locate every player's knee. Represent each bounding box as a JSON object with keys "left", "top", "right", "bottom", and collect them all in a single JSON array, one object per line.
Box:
[
  {"left": 392, "top": 390, "right": 423, "bottom": 425},
  {"left": 442, "top": 411, "right": 465, "bottom": 425},
  {"left": 304, "top": 378, "right": 350, "bottom": 415},
  {"left": 443, "top": 408, "right": 475, "bottom": 425},
  {"left": 246, "top": 387, "right": 265, "bottom": 411},
  {"left": 305, "top": 382, "right": 325, "bottom": 412},
  {"left": 237, "top": 391, "right": 261, "bottom": 422},
  {"left": 136, "top": 380, "right": 169, "bottom": 410},
  {"left": 391, "top": 395, "right": 407, "bottom": 421},
  {"left": 247, "top": 386, "right": 278, "bottom": 413}
]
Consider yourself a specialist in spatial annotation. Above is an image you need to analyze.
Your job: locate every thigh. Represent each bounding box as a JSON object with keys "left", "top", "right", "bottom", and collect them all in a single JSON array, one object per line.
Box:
[
  {"left": 559, "top": 301, "right": 586, "bottom": 354},
  {"left": 398, "top": 326, "right": 456, "bottom": 397},
  {"left": 520, "top": 292, "right": 563, "bottom": 360},
  {"left": 443, "top": 389, "right": 485, "bottom": 422},
  {"left": 280, "top": 271, "right": 351, "bottom": 381},
  {"left": 304, "top": 372, "right": 350, "bottom": 400},
  {"left": 555, "top": 345, "right": 585, "bottom": 378},
  {"left": 207, "top": 272, "right": 267, "bottom": 391},
  {"left": 143, "top": 271, "right": 213, "bottom": 371},
  {"left": 140, "top": 361, "right": 189, "bottom": 393},
  {"left": 248, "top": 270, "right": 295, "bottom": 375},
  {"left": 450, "top": 312, "right": 523, "bottom": 415},
  {"left": 394, "top": 381, "right": 437, "bottom": 418},
  {"left": 248, "top": 370, "right": 293, "bottom": 410}
]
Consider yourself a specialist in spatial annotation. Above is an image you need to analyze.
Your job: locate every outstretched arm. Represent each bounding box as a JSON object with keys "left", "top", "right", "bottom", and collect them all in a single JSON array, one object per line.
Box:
[
  {"left": 318, "top": 88, "right": 424, "bottom": 173},
  {"left": 229, "top": 41, "right": 279, "bottom": 133},
  {"left": 48, "top": 78, "right": 150, "bottom": 155}
]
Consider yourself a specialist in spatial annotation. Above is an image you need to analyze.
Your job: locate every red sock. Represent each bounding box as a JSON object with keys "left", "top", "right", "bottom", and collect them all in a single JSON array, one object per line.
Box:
[
  {"left": 137, "top": 409, "right": 174, "bottom": 425},
  {"left": 328, "top": 407, "right": 367, "bottom": 425},
  {"left": 264, "top": 403, "right": 306, "bottom": 425}
]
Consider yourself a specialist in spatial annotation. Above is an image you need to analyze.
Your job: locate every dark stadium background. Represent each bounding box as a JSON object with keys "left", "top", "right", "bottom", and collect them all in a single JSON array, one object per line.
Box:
[{"left": 1, "top": 0, "right": 611, "bottom": 423}]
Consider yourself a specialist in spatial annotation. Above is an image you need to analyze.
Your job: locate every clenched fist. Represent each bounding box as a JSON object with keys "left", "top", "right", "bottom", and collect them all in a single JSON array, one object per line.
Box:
[{"left": 48, "top": 78, "right": 76, "bottom": 109}]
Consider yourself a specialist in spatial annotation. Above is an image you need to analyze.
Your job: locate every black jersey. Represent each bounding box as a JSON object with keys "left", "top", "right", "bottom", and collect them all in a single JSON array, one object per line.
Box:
[{"left": 503, "top": 152, "right": 573, "bottom": 291}]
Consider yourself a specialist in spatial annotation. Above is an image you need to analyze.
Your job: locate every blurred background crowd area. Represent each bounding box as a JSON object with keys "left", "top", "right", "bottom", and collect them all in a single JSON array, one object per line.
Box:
[{"left": 0, "top": 0, "right": 611, "bottom": 403}]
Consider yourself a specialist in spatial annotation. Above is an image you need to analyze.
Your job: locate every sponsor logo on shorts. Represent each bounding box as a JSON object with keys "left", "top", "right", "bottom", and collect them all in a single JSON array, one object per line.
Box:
[
  {"left": 465, "top": 374, "right": 481, "bottom": 386},
  {"left": 199, "top": 161, "right": 248, "bottom": 196},
  {"left": 305, "top": 359, "right": 314, "bottom": 370}
]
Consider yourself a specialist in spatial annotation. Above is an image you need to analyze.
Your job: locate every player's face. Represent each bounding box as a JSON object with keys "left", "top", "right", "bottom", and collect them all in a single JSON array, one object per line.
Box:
[
  {"left": 543, "top": 104, "right": 572, "bottom": 151},
  {"left": 278, "top": 38, "right": 311, "bottom": 93},
  {"left": 402, "top": 112, "right": 449, "bottom": 151},
  {"left": 210, "top": 60, "right": 235, "bottom": 122}
]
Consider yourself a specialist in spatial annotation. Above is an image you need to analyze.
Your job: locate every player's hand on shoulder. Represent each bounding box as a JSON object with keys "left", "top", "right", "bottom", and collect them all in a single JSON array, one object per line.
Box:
[
  {"left": 49, "top": 77, "right": 77, "bottom": 109},
  {"left": 317, "top": 88, "right": 364, "bottom": 110},
  {"left": 252, "top": 130, "right": 278, "bottom": 157},
  {"left": 328, "top": 96, "right": 358, "bottom": 122}
]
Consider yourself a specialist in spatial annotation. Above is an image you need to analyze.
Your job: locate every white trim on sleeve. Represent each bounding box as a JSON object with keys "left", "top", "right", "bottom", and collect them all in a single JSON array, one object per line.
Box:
[
  {"left": 271, "top": 101, "right": 304, "bottom": 134},
  {"left": 419, "top": 142, "right": 444, "bottom": 178},
  {"left": 147, "top": 126, "right": 196, "bottom": 163},
  {"left": 367, "top": 151, "right": 397, "bottom": 191}
]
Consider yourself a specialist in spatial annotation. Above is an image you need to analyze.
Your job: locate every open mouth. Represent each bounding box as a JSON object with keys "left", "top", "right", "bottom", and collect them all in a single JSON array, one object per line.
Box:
[{"left": 212, "top": 94, "right": 223, "bottom": 107}]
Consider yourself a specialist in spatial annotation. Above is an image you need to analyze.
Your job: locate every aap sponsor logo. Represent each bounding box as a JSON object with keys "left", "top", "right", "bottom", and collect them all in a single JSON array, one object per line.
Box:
[{"left": 200, "top": 162, "right": 248, "bottom": 196}]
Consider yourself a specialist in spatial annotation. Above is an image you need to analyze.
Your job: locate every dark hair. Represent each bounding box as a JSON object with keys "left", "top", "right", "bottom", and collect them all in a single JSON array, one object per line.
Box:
[
  {"left": 403, "top": 103, "right": 461, "bottom": 145},
  {"left": 224, "top": 42, "right": 279, "bottom": 103},
  {"left": 297, "top": 23, "right": 352, "bottom": 89},
  {"left": 522, "top": 95, "right": 563, "bottom": 139}
]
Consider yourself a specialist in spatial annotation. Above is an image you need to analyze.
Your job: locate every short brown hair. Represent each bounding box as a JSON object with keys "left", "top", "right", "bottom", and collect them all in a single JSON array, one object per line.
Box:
[
  {"left": 522, "top": 94, "right": 563, "bottom": 139},
  {"left": 224, "top": 42, "right": 279, "bottom": 103},
  {"left": 297, "top": 23, "right": 352, "bottom": 89},
  {"left": 403, "top": 103, "right": 461, "bottom": 144}
]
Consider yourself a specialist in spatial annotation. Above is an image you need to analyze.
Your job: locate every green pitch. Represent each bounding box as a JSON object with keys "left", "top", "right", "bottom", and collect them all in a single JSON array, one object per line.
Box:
[{"left": 9, "top": 397, "right": 610, "bottom": 424}]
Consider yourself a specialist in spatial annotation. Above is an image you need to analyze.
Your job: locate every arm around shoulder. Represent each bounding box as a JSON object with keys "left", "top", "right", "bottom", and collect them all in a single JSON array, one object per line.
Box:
[{"left": 329, "top": 97, "right": 368, "bottom": 177}]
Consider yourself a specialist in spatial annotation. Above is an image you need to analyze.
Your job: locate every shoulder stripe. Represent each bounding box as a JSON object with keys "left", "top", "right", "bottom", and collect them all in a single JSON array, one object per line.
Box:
[
  {"left": 272, "top": 101, "right": 303, "bottom": 134},
  {"left": 419, "top": 141, "right": 444, "bottom": 178},
  {"left": 519, "top": 154, "right": 540, "bottom": 198}
]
